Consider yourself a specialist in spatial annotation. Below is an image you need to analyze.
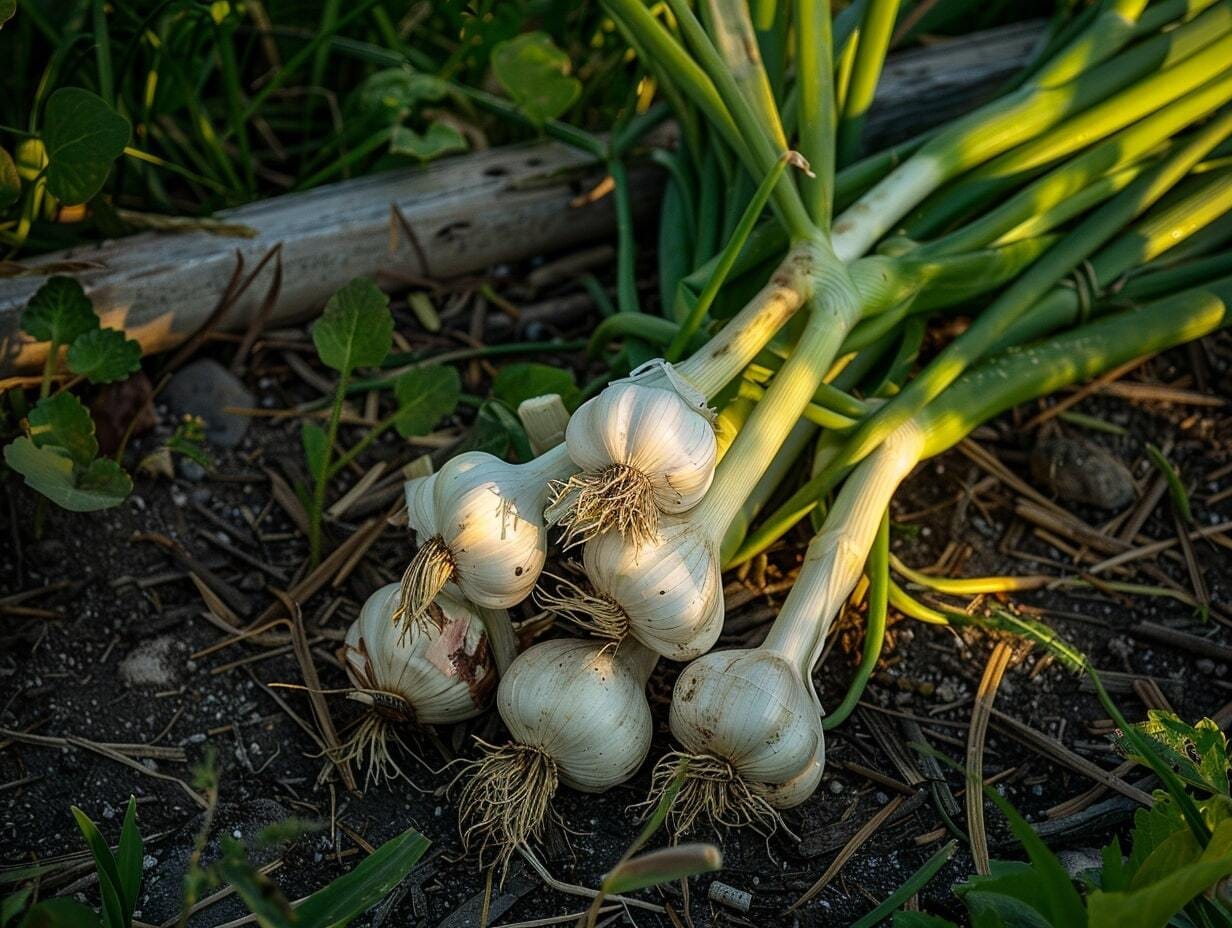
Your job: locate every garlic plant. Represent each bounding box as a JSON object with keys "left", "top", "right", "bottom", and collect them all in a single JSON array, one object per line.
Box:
[
  {"left": 396, "top": 446, "right": 574, "bottom": 630},
  {"left": 655, "top": 275, "right": 1232, "bottom": 834},
  {"left": 458, "top": 637, "right": 658, "bottom": 864},
  {"left": 340, "top": 582, "right": 497, "bottom": 785}
]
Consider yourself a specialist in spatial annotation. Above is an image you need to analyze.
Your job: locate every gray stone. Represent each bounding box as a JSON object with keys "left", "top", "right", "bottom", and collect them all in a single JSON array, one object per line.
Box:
[
  {"left": 1030, "top": 437, "right": 1136, "bottom": 510},
  {"left": 162, "top": 359, "right": 254, "bottom": 449},
  {"left": 119, "top": 636, "right": 182, "bottom": 688}
]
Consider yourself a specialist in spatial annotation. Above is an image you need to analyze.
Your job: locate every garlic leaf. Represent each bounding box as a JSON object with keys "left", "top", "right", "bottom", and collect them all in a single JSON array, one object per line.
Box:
[
  {"left": 491, "top": 362, "right": 579, "bottom": 410},
  {"left": 42, "top": 88, "right": 131, "bottom": 205},
  {"left": 393, "top": 365, "right": 459, "bottom": 437},
  {"left": 21, "top": 276, "right": 98, "bottom": 345},
  {"left": 311, "top": 278, "right": 392, "bottom": 375},
  {"left": 28, "top": 392, "right": 97, "bottom": 466},
  {"left": 67, "top": 328, "right": 142, "bottom": 384},
  {"left": 3, "top": 439, "right": 131, "bottom": 511},
  {"left": 0, "top": 147, "right": 18, "bottom": 209},
  {"left": 491, "top": 33, "right": 581, "bottom": 126}
]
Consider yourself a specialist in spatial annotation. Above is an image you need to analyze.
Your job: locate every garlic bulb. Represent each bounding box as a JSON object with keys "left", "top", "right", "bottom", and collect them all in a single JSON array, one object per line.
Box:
[
  {"left": 458, "top": 637, "right": 658, "bottom": 863},
  {"left": 396, "top": 445, "right": 574, "bottom": 629},
  {"left": 651, "top": 422, "right": 926, "bottom": 833},
  {"left": 546, "top": 362, "right": 717, "bottom": 547},
  {"left": 661, "top": 648, "right": 824, "bottom": 833},
  {"left": 340, "top": 582, "right": 496, "bottom": 784},
  {"left": 547, "top": 516, "right": 723, "bottom": 661}
]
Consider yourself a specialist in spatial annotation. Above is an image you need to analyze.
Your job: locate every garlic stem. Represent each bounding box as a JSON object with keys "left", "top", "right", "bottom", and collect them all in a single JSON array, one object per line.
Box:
[
  {"left": 762, "top": 420, "right": 926, "bottom": 673},
  {"left": 695, "top": 252, "right": 862, "bottom": 534},
  {"left": 476, "top": 605, "right": 518, "bottom": 675},
  {"left": 672, "top": 242, "right": 816, "bottom": 397}
]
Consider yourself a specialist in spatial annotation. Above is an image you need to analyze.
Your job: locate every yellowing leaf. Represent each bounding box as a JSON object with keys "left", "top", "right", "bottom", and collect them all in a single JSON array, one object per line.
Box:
[{"left": 491, "top": 32, "right": 582, "bottom": 125}]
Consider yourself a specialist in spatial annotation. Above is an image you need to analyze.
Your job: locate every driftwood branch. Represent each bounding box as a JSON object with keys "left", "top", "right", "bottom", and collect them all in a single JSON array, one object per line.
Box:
[{"left": 0, "top": 22, "right": 1043, "bottom": 374}]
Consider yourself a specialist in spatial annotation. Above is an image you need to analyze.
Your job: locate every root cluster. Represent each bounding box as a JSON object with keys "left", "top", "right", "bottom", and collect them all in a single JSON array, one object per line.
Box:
[
  {"left": 536, "top": 576, "right": 630, "bottom": 642},
  {"left": 457, "top": 739, "right": 562, "bottom": 870},
  {"left": 646, "top": 751, "right": 785, "bottom": 838},
  {"left": 395, "top": 535, "right": 454, "bottom": 634},
  {"left": 547, "top": 463, "right": 659, "bottom": 548}
]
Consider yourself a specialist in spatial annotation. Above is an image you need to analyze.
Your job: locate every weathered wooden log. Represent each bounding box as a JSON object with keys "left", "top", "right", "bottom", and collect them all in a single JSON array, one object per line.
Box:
[{"left": 0, "top": 22, "right": 1043, "bottom": 374}]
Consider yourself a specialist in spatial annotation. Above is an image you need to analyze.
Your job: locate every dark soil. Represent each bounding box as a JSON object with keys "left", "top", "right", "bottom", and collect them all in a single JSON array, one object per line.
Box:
[{"left": 2, "top": 250, "right": 1231, "bottom": 928}]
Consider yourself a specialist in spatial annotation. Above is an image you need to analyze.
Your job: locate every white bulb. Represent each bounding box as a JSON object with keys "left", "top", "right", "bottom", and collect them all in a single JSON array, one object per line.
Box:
[
  {"left": 547, "top": 364, "right": 717, "bottom": 546},
  {"left": 342, "top": 583, "right": 495, "bottom": 725},
  {"left": 398, "top": 448, "right": 571, "bottom": 627}
]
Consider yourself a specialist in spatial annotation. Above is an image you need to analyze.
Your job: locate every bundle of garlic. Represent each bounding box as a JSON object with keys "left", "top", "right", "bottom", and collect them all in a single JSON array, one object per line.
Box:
[
  {"left": 339, "top": 582, "right": 498, "bottom": 785},
  {"left": 651, "top": 271, "right": 1232, "bottom": 834}
]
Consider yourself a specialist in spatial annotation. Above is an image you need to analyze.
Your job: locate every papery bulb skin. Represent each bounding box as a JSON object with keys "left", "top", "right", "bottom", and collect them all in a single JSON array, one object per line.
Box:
[
  {"left": 405, "top": 451, "right": 550, "bottom": 610},
  {"left": 669, "top": 648, "right": 824, "bottom": 798},
  {"left": 582, "top": 517, "right": 723, "bottom": 661},
  {"left": 548, "top": 369, "right": 717, "bottom": 546},
  {"left": 342, "top": 583, "right": 495, "bottom": 725},
  {"left": 498, "top": 638, "right": 653, "bottom": 792}
]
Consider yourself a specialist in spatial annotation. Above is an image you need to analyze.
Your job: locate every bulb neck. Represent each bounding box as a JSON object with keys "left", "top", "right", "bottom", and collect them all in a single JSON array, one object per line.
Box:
[
  {"left": 617, "top": 637, "right": 660, "bottom": 685},
  {"left": 523, "top": 443, "right": 575, "bottom": 485},
  {"left": 763, "top": 421, "right": 926, "bottom": 672},
  {"left": 674, "top": 242, "right": 818, "bottom": 398},
  {"left": 696, "top": 254, "right": 863, "bottom": 535}
]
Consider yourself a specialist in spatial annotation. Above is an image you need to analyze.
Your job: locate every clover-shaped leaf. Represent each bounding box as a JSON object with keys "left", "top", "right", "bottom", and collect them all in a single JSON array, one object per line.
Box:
[
  {"left": 491, "top": 33, "right": 581, "bottom": 125},
  {"left": 4, "top": 439, "right": 131, "bottom": 511},
  {"left": 312, "top": 278, "right": 392, "bottom": 375},
  {"left": 28, "top": 392, "right": 98, "bottom": 466},
  {"left": 68, "top": 328, "right": 142, "bottom": 384},
  {"left": 42, "top": 87, "right": 131, "bottom": 204},
  {"left": 21, "top": 275, "right": 98, "bottom": 346},
  {"left": 393, "top": 366, "right": 460, "bottom": 438},
  {"left": 389, "top": 123, "right": 467, "bottom": 161}
]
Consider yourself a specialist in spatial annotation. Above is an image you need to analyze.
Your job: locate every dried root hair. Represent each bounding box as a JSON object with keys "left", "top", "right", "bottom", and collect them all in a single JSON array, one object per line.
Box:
[
  {"left": 395, "top": 535, "right": 454, "bottom": 635},
  {"left": 546, "top": 463, "right": 659, "bottom": 548},
  {"left": 337, "top": 715, "right": 406, "bottom": 789},
  {"left": 644, "top": 751, "right": 789, "bottom": 840},
  {"left": 535, "top": 574, "right": 629, "bottom": 643},
  {"left": 456, "top": 739, "right": 563, "bottom": 871}
]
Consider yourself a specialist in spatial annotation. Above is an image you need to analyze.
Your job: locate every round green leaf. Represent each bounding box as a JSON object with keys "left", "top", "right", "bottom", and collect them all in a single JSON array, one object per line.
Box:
[
  {"left": 312, "top": 278, "right": 393, "bottom": 374},
  {"left": 491, "top": 32, "right": 581, "bottom": 125},
  {"left": 28, "top": 391, "right": 98, "bottom": 466},
  {"left": 491, "top": 362, "right": 580, "bottom": 410},
  {"left": 42, "top": 87, "right": 131, "bottom": 205},
  {"left": 0, "top": 147, "right": 19, "bottom": 209},
  {"left": 0, "top": 0, "right": 14, "bottom": 29},
  {"left": 21, "top": 276, "right": 98, "bottom": 345},
  {"left": 4, "top": 439, "right": 131, "bottom": 512},
  {"left": 393, "top": 365, "right": 460, "bottom": 437},
  {"left": 67, "top": 328, "right": 142, "bottom": 383}
]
